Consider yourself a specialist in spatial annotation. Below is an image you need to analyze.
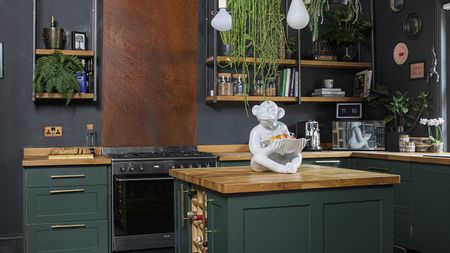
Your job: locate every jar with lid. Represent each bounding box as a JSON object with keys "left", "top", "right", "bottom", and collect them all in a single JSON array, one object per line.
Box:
[
  {"left": 266, "top": 77, "right": 277, "bottom": 96},
  {"left": 233, "top": 74, "right": 247, "bottom": 96},
  {"left": 217, "top": 72, "right": 233, "bottom": 96},
  {"left": 253, "top": 79, "right": 265, "bottom": 96}
]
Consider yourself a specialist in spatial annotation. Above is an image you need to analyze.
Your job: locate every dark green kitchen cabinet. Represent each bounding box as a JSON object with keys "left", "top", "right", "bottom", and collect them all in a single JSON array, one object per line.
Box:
[
  {"left": 175, "top": 179, "right": 394, "bottom": 253},
  {"left": 174, "top": 180, "right": 192, "bottom": 253},
  {"left": 412, "top": 163, "right": 450, "bottom": 253},
  {"left": 303, "top": 157, "right": 352, "bottom": 168},
  {"left": 220, "top": 160, "right": 250, "bottom": 167},
  {"left": 24, "top": 166, "right": 110, "bottom": 253}
]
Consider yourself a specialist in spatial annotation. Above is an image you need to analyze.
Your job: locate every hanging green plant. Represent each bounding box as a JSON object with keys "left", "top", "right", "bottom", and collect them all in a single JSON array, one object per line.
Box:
[
  {"left": 219, "top": 0, "right": 287, "bottom": 105},
  {"left": 33, "top": 52, "right": 83, "bottom": 105}
]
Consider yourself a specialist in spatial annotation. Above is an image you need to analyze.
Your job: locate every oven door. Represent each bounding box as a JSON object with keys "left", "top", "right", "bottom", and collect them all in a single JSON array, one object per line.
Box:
[{"left": 113, "top": 173, "right": 174, "bottom": 251}]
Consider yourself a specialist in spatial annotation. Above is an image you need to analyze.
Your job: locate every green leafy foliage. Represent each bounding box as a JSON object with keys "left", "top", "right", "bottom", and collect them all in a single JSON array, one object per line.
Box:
[
  {"left": 368, "top": 85, "right": 431, "bottom": 133},
  {"left": 321, "top": 4, "right": 372, "bottom": 47},
  {"left": 33, "top": 52, "right": 83, "bottom": 105}
]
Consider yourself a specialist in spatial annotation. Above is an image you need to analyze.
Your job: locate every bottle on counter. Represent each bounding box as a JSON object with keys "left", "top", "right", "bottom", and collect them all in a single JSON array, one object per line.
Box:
[{"left": 85, "top": 124, "right": 96, "bottom": 154}]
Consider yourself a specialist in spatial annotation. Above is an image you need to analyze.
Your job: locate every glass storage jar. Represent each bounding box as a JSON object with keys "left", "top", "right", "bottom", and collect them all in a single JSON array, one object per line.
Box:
[
  {"left": 217, "top": 72, "right": 233, "bottom": 96},
  {"left": 233, "top": 74, "right": 247, "bottom": 96},
  {"left": 253, "top": 79, "right": 265, "bottom": 96},
  {"left": 266, "top": 77, "right": 277, "bottom": 96}
]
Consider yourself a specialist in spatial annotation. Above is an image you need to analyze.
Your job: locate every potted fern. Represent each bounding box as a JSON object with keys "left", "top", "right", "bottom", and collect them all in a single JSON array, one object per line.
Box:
[{"left": 33, "top": 52, "right": 83, "bottom": 104}]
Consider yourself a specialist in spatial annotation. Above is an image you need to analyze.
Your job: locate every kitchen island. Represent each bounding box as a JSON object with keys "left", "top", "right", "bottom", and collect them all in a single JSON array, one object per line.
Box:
[{"left": 170, "top": 165, "right": 400, "bottom": 253}]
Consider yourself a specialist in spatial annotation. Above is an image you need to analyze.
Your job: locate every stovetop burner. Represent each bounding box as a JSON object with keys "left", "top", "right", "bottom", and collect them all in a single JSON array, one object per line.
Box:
[{"left": 109, "top": 151, "right": 216, "bottom": 160}]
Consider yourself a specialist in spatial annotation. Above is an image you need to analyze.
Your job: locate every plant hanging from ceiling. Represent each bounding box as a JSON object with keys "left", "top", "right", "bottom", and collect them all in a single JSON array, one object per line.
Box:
[
  {"left": 305, "top": 0, "right": 363, "bottom": 41},
  {"left": 219, "top": 0, "right": 287, "bottom": 104}
]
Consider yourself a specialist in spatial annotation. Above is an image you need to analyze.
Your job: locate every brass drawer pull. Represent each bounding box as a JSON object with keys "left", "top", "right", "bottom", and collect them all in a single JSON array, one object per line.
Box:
[
  {"left": 51, "top": 174, "right": 86, "bottom": 179},
  {"left": 314, "top": 160, "right": 341, "bottom": 164},
  {"left": 49, "top": 189, "right": 85, "bottom": 194},
  {"left": 51, "top": 224, "right": 86, "bottom": 229}
]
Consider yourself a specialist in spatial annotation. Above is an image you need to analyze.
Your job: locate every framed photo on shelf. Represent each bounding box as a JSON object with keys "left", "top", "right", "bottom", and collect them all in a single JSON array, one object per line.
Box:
[
  {"left": 410, "top": 61, "right": 426, "bottom": 80},
  {"left": 72, "top": 32, "right": 87, "bottom": 50},
  {"left": 0, "top": 42, "right": 3, "bottom": 79}
]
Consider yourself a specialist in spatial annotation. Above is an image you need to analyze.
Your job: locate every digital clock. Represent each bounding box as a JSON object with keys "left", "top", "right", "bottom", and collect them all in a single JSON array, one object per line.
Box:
[{"left": 336, "top": 103, "right": 362, "bottom": 119}]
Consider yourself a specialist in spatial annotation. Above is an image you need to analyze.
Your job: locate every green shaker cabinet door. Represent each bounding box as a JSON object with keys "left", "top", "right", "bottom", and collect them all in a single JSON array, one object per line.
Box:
[
  {"left": 26, "top": 220, "right": 108, "bottom": 253},
  {"left": 220, "top": 161, "right": 250, "bottom": 167},
  {"left": 26, "top": 185, "right": 107, "bottom": 224},
  {"left": 412, "top": 163, "right": 450, "bottom": 253},
  {"left": 25, "top": 166, "right": 107, "bottom": 188}
]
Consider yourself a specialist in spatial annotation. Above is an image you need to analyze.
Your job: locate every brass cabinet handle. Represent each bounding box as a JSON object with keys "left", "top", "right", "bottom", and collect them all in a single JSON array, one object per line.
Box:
[
  {"left": 51, "top": 174, "right": 86, "bottom": 179},
  {"left": 51, "top": 224, "right": 86, "bottom": 229},
  {"left": 314, "top": 160, "right": 341, "bottom": 164},
  {"left": 180, "top": 184, "right": 186, "bottom": 227},
  {"left": 49, "top": 189, "right": 85, "bottom": 194}
]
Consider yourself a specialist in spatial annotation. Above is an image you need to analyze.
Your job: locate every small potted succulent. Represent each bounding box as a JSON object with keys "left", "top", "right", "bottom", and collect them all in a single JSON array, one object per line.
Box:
[{"left": 420, "top": 118, "right": 445, "bottom": 153}]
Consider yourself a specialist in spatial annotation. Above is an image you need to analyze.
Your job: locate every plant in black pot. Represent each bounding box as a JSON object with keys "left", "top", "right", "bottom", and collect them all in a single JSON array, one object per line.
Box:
[
  {"left": 321, "top": 3, "right": 371, "bottom": 61},
  {"left": 369, "top": 86, "right": 431, "bottom": 151},
  {"left": 33, "top": 52, "right": 83, "bottom": 105}
]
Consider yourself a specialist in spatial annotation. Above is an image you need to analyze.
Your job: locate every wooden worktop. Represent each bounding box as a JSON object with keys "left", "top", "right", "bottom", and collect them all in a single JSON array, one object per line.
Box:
[
  {"left": 198, "top": 144, "right": 450, "bottom": 165},
  {"left": 169, "top": 165, "right": 400, "bottom": 194},
  {"left": 22, "top": 147, "right": 111, "bottom": 167}
]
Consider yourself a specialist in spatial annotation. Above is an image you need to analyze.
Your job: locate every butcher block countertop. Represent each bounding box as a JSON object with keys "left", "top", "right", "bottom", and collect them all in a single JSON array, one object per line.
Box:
[
  {"left": 22, "top": 147, "right": 111, "bottom": 167},
  {"left": 198, "top": 145, "right": 450, "bottom": 165},
  {"left": 169, "top": 165, "right": 400, "bottom": 194}
]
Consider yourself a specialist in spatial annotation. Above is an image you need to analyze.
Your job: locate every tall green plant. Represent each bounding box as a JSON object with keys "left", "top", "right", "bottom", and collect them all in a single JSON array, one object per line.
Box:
[
  {"left": 34, "top": 52, "right": 83, "bottom": 105},
  {"left": 219, "top": 0, "right": 287, "bottom": 102}
]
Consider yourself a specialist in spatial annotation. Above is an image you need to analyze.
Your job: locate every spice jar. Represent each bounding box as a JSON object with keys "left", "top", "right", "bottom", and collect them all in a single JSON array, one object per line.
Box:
[
  {"left": 266, "top": 77, "right": 277, "bottom": 96},
  {"left": 253, "top": 79, "right": 265, "bottom": 96},
  {"left": 233, "top": 74, "right": 247, "bottom": 96},
  {"left": 217, "top": 73, "right": 233, "bottom": 96}
]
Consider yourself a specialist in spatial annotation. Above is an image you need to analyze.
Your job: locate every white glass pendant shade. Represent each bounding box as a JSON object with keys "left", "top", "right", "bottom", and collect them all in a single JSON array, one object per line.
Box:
[
  {"left": 287, "top": 0, "right": 310, "bottom": 29},
  {"left": 211, "top": 8, "right": 232, "bottom": 31}
]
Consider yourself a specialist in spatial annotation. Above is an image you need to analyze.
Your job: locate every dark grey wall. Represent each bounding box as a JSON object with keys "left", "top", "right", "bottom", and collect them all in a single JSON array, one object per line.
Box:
[
  {"left": 373, "top": 0, "right": 442, "bottom": 133},
  {"left": 0, "top": 0, "right": 101, "bottom": 250}
]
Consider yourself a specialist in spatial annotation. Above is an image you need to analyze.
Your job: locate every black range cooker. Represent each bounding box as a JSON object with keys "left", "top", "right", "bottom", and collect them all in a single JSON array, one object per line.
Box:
[{"left": 103, "top": 147, "right": 218, "bottom": 252}]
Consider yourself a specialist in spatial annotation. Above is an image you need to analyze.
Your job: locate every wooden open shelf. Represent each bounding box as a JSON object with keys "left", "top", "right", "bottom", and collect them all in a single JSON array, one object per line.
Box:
[
  {"left": 34, "top": 93, "right": 95, "bottom": 100},
  {"left": 301, "top": 97, "right": 365, "bottom": 102},
  {"left": 206, "top": 56, "right": 372, "bottom": 69},
  {"left": 205, "top": 96, "right": 298, "bottom": 103},
  {"left": 205, "top": 96, "right": 365, "bottom": 103},
  {"left": 36, "top": 49, "right": 95, "bottom": 57}
]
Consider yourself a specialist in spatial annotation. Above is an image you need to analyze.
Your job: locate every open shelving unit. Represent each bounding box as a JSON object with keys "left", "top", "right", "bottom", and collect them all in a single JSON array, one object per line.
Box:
[
  {"left": 32, "top": 0, "right": 99, "bottom": 102},
  {"left": 205, "top": 95, "right": 365, "bottom": 103}
]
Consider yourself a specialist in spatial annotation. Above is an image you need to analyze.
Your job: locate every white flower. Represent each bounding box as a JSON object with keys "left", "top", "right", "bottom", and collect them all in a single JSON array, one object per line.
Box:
[
  {"left": 437, "top": 117, "right": 445, "bottom": 126},
  {"left": 428, "top": 119, "right": 437, "bottom": 126},
  {"left": 420, "top": 118, "right": 428, "bottom": 125}
]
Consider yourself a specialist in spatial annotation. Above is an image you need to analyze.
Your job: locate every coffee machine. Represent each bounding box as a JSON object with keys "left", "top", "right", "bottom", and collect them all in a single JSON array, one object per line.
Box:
[{"left": 295, "top": 121, "right": 323, "bottom": 151}]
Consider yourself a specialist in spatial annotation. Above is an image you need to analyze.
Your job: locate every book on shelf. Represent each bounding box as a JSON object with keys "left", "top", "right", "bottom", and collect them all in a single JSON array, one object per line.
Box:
[
  {"left": 276, "top": 67, "right": 297, "bottom": 97},
  {"left": 354, "top": 69, "right": 373, "bottom": 97},
  {"left": 311, "top": 93, "right": 346, "bottom": 97}
]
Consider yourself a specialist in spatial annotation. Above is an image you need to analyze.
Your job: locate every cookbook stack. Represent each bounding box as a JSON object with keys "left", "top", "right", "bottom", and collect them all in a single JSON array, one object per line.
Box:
[{"left": 311, "top": 88, "right": 345, "bottom": 97}]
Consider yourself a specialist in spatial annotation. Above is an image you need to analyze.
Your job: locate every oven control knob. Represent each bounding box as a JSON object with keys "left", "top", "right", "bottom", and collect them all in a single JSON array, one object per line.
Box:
[
  {"left": 129, "top": 166, "right": 135, "bottom": 172},
  {"left": 180, "top": 164, "right": 184, "bottom": 168},
  {"left": 188, "top": 164, "right": 193, "bottom": 168},
  {"left": 197, "top": 163, "right": 202, "bottom": 168},
  {"left": 138, "top": 165, "right": 144, "bottom": 172},
  {"left": 120, "top": 167, "right": 126, "bottom": 172},
  {"left": 171, "top": 164, "right": 175, "bottom": 169}
]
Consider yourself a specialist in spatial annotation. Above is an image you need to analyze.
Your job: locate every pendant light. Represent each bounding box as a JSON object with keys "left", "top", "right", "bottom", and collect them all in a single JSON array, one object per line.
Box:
[
  {"left": 287, "top": 0, "right": 310, "bottom": 30},
  {"left": 211, "top": 0, "right": 232, "bottom": 32}
]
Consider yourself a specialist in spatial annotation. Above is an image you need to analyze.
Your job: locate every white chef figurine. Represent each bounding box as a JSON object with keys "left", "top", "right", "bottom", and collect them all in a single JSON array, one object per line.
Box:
[
  {"left": 348, "top": 122, "right": 371, "bottom": 149},
  {"left": 249, "top": 101, "right": 307, "bottom": 174}
]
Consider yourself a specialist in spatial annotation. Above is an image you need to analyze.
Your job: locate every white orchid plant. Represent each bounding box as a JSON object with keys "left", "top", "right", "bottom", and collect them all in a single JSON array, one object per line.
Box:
[{"left": 420, "top": 118, "right": 445, "bottom": 144}]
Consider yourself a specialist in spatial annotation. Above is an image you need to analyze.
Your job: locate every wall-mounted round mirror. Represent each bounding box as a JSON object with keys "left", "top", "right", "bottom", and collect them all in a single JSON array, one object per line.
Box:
[
  {"left": 403, "top": 13, "right": 422, "bottom": 40},
  {"left": 390, "top": 0, "right": 404, "bottom": 12}
]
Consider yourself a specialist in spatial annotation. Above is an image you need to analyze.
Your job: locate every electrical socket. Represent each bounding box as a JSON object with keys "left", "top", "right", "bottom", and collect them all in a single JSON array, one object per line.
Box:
[{"left": 44, "top": 126, "right": 63, "bottom": 137}]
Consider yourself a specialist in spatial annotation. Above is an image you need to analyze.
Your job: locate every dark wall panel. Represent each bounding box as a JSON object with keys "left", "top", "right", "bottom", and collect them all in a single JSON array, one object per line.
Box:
[
  {"left": 0, "top": 0, "right": 102, "bottom": 245},
  {"left": 102, "top": 0, "right": 198, "bottom": 147}
]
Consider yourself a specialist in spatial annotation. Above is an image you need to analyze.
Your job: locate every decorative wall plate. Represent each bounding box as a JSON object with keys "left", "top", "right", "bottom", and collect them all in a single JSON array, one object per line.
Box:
[
  {"left": 393, "top": 42, "right": 409, "bottom": 65},
  {"left": 390, "top": 0, "right": 404, "bottom": 13},
  {"left": 403, "top": 13, "right": 422, "bottom": 40}
]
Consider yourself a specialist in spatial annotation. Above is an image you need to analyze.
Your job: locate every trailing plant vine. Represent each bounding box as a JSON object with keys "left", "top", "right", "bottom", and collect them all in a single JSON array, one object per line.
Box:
[{"left": 219, "top": 0, "right": 287, "bottom": 111}]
